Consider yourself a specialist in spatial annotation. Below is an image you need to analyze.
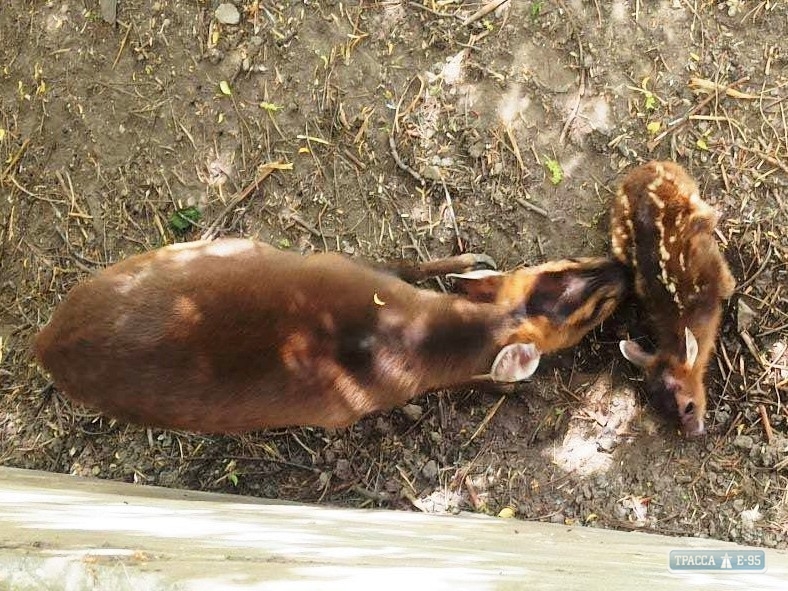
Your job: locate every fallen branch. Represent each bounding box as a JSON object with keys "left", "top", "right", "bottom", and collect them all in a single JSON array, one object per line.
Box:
[
  {"left": 758, "top": 403, "right": 774, "bottom": 445},
  {"left": 463, "top": 0, "right": 510, "bottom": 27}
]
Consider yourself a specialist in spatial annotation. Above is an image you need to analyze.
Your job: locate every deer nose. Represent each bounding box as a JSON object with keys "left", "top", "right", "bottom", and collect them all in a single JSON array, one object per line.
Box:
[
  {"left": 679, "top": 401, "right": 705, "bottom": 438},
  {"left": 681, "top": 412, "right": 705, "bottom": 439}
]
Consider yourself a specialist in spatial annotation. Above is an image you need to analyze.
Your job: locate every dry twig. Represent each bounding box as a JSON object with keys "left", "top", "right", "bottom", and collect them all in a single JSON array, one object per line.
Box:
[
  {"left": 200, "top": 162, "right": 282, "bottom": 241},
  {"left": 647, "top": 77, "right": 750, "bottom": 151},
  {"left": 463, "top": 0, "right": 509, "bottom": 27}
]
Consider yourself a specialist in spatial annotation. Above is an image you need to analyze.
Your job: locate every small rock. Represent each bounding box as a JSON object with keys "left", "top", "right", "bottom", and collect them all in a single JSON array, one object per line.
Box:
[
  {"left": 334, "top": 458, "right": 352, "bottom": 481},
  {"left": 596, "top": 428, "right": 618, "bottom": 453},
  {"left": 215, "top": 3, "right": 241, "bottom": 25},
  {"left": 675, "top": 474, "right": 692, "bottom": 484},
  {"left": 714, "top": 407, "right": 731, "bottom": 425},
  {"left": 616, "top": 142, "right": 637, "bottom": 159},
  {"left": 100, "top": 0, "right": 117, "bottom": 24},
  {"left": 596, "top": 433, "right": 617, "bottom": 453},
  {"left": 402, "top": 403, "right": 423, "bottom": 421},
  {"left": 733, "top": 434, "right": 755, "bottom": 450},
  {"left": 421, "top": 166, "right": 442, "bottom": 181},
  {"left": 468, "top": 141, "right": 485, "bottom": 159},
  {"left": 740, "top": 506, "right": 762, "bottom": 530},
  {"left": 421, "top": 459, "right": 438, "bottom": 481},
  {"left": 737, "top": 299, "right": 757, "bottom": 332},
  {"left": 550, "top": 512, "right": 565, "bottom": 524},
  {"left": 755, "top": 444, "right": 778, "bottom": 468}
]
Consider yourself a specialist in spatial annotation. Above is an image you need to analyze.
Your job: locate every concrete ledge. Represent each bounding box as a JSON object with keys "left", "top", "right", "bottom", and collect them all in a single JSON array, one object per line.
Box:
[{"left": 0, "top": 467, "right": 786, "bottom": 590}]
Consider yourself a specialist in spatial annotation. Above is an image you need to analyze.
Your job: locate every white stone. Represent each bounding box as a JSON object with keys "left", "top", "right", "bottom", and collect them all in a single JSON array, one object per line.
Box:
[{"left": 215, "top": 3, "right": 240, "bottom": 25}]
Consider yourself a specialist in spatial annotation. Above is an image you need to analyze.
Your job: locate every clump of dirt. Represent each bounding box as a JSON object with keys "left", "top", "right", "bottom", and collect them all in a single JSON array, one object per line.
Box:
[{"left": 1, "top": 1, "right": 786, "bottom": 549}]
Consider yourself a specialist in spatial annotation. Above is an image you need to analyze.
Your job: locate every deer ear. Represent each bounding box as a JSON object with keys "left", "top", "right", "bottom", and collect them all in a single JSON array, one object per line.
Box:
[
  {"left": 447, "top": 270, "right": 505, "bottom": 303},
  {"left": 686, "top": 199, "right": 720, "bottom": 234},
  {"left": 684, "top": 328, "right": 698, "bottom": 367},
  {"left": 619, "top": 339, "right": 654, "bottom": 369},
  {"left": 489, "top": 343, "right": 540, "bottom": 382}
]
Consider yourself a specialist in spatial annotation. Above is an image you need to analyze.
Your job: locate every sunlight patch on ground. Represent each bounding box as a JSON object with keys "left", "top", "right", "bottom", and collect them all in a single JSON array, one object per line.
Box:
[
  {"left": 438, "top": 50, "right": 467, "bottom": 87},
  {"left": 546, "top": 374, "right": 638, "bottom": 477},
  {"left": 497, "top": 84, "right": 531, "bottom": 127}
]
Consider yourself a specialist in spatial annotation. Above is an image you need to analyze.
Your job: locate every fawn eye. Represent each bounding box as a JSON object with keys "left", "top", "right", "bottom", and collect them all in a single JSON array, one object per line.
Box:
[{"left": 684, "top": 402, "right": 696, "bottom": 416}]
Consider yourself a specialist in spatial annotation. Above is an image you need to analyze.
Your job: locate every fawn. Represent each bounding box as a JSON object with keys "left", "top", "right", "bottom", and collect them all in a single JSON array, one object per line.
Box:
[{"left": 611, "top": 161, "right": 735, "bottom": 437}]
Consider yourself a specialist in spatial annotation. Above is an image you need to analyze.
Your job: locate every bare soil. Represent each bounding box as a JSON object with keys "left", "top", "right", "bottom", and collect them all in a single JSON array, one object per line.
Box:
[{"left": 1, "top": 0, "right": 787, "bottom": 549}]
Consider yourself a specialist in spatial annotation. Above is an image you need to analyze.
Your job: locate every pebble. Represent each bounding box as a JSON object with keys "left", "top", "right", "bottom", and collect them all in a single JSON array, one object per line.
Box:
[
  {"left": 550, "top": 512, "right": 565, "bottom": 524},
  {"left": 215, "top": 3, "right": 241, "bottom": 25},
  {"left": 402, "top": 403, "right": 423, "bottom": 421},
  {"left": 421, "top": 459, "right": 438, "bottom": 481},
  {"left": 733, "top": 434, "right": 754, "bottom": 450},
  {"left": 740, "top": 506, "right": 762, "bottom": 529},
  {"left": 596, "top": 434, "right": 617, "bottom": 453},
  {"left": 334, "top": 458, "right": 352, "bottom": 481},
  {"left": 468, "top": 141, "right": 485, "bottom": 159},
  {"left": 714, "top": 408, "right": 731, "bottom": 425},
  {"left": 422, "top": 165, "right": 442, "bottom": 181},
  {"left": 737, "top": 299, "right": 757, "bottom": 332}
]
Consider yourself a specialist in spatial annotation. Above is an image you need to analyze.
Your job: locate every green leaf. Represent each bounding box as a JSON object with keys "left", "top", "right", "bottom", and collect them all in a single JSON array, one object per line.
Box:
[
  {"left": 228, "top": 473, "right": 239, "bottom": 487},
  {"left": 260, "top": 102, "right": 283, "bottom": 112},
  {"left": 169, "top": 206, "right": 201, "bottom": 232},
  {"left": 544, "top": 158, "right": 563, "bottom": 185},
  {"left": 644, "top": 91, "right": 657, "bottom": 111}
]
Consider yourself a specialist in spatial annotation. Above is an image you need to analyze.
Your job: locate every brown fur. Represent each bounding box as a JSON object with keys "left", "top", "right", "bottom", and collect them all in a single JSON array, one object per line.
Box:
[
  {"left": 455, "top": 258, "right": 628, "bottom": 353},
  {"left": 35, "top": 239, "right": 628, "bottom": 433},
  {"left": 611, "top": 161, "right": 736, "bottom": 437}
]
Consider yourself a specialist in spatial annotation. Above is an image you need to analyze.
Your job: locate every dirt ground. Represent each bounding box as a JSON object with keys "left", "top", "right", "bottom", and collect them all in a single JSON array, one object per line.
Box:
[{"left": 1, "top": 0, "right": 787, "bottom": 549}]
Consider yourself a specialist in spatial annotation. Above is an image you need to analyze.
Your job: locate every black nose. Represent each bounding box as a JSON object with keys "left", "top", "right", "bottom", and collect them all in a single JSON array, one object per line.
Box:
[{"left": 682, "top": 401, "right": 695, "bottom": 416}]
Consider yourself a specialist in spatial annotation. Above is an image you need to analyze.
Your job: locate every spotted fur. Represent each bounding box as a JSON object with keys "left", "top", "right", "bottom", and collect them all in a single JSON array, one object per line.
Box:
[{"left": 611, "top": 161, "right": 736, "bottom": 437}]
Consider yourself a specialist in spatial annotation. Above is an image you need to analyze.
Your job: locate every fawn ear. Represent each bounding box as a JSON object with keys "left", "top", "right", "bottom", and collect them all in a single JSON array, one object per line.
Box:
[
  {"left": 619, "top": 340, "right": 654, "bottom": 368},
  {"left": 684, "top": 328, "right": 698, "bottom": 367},
  {"left": 447, "top": 270, "right": 505, "bottom": 303},
  {"left": 687, "top": 199, "right": 720, "bottom": 234},
  {"left": 489, "top": 343, "right": 540, "bottom": 382}
]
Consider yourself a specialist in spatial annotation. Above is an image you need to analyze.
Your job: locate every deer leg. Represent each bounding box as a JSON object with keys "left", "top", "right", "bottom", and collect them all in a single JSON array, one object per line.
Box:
[{"left": 382, "top": 253, "right": 497, "bottom": 283}]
